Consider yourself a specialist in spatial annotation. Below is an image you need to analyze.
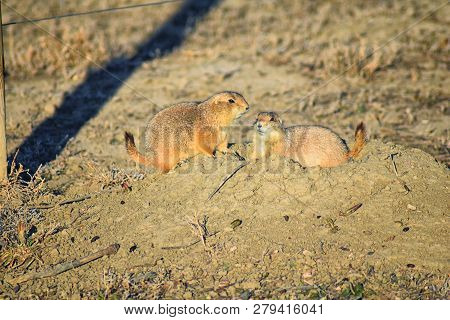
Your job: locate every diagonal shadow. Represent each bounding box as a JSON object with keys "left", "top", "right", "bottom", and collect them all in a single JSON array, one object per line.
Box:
[{"left": 11, "top": 0, "right": 221, "bottom": 172}]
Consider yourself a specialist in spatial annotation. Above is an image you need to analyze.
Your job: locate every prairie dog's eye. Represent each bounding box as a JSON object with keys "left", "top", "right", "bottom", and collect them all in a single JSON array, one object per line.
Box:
[
  {"left": 228, "top": 99, "right": 235, "bottom": 104},
  {"left": 269, "top": 117, "right": 274, "bottom": 122}
]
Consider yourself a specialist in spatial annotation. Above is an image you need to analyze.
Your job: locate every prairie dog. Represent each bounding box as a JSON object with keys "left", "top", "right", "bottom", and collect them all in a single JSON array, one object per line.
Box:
[
  {"left": 253, "top": 112, "right": 366, "bottom": 168},
  {"left": 125, "top": 91, "right": 249, "bottom": 172}
]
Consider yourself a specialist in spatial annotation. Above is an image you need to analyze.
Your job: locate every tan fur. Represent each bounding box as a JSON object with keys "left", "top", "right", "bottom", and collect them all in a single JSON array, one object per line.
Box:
[
  {"left": 253, "top": 112, "right": 367, "bottom": 168},
  {"left": 125, "top": 92, "right": 249, "bottom": 172}
]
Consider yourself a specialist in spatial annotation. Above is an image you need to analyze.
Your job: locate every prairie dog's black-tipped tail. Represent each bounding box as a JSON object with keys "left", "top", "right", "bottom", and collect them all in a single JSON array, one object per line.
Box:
[
  {"left": 124, "top": 132, "right": 152, "bottom": 166},
  {"left": 347, "top": 122, "right": 367, "bottom": 159}
]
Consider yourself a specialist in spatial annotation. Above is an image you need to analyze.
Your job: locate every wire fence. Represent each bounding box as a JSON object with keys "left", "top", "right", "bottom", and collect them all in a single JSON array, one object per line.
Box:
[{"left": 2, "top": 0, "right": 182, "bottom": 26}]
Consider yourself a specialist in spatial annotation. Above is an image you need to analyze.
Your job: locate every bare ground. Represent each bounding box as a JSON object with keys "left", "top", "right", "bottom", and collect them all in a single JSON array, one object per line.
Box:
[{"left": 0, "top": 0, "right": 449, "bottom": 299}]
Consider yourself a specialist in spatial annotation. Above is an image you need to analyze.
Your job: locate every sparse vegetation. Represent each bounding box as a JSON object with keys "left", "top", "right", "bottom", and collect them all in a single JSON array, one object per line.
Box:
[
  {"left": 0, "top": 154, "right": 47, "bottom": 247},
  {"left": 0, "top": 0, "right": 448, "bottom": 300}
]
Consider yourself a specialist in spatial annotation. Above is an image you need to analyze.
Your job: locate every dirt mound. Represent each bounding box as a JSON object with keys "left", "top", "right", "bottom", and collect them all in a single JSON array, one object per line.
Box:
[{"left": 4, "top": 140, "right": 448, "bottom": 299}]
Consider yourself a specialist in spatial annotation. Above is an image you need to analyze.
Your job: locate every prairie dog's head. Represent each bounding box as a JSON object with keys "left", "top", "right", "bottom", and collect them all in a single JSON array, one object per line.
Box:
[
  {"left": 206, "top": 91, "right": 250, "bottom": 121},
  {"left": 254, "top": 112, "right": 283, "bottom": 137}
]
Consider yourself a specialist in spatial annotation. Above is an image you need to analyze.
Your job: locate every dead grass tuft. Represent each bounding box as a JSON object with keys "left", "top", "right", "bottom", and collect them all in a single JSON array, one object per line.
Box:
[
  {"left": 318, "top": 42, "right": 399, "bottom": 79},
  {"left": 0, "top": 154, "right": 47, "bottom": 247},
  {"left": 83, "top": 161, "right": 146, "bottom": 191}
]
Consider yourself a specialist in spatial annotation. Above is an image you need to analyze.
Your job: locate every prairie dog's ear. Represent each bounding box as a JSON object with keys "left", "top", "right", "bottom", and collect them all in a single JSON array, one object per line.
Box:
[
  {"left": 276, "top": 117, "right": 283, "bottom": 126},
  {"left": 269, "top": 112, "right": 282, "bottom": 126}
]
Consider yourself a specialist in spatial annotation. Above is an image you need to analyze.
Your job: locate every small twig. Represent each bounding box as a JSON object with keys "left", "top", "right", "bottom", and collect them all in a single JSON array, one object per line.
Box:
[
  {"left": 33, "top": 195, "right": 92, "bottom": 210},
  {"left": 208, "top": 162, "right": 248, "bottom": 200},
  {"left": 161, "top": 231, "right": 220, "bottom": 250},
  {"left": 186, "top": 215, "right": 209, "bottom": 248},
  {"left": 339, "top": 203, "right": 363, "bottom": 217},
  {"left": 6, "top": 244, "right": 120, "bottom": 284},
  {"left": 59, "top": 195, "right": 92, "bottom": 206},
  {"left": 390, "top": 153, "right": 399, "bottom": 176},
  {"left": 233, "top": 151, "right": 246, "bottom": 161}
]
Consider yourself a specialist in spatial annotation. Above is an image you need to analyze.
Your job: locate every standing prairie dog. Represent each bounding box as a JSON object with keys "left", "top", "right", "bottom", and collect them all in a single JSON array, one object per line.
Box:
[
  {"left": 253, "top": 112, "right": 366, "bottom": 168},
  {"left": 125, "top": 91, "right": 249, "bottom": 172}
]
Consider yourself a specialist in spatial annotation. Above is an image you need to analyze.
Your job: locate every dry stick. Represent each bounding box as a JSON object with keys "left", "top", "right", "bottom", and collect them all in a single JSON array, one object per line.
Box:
[
  {"left": 339, "top": 203, "right": 363, "bottom": 217},
  {"left": 186, "top": 215, "right": 210, "bottom": 247},
  {"left": 390, "top": 153, "right": 399, "bottom": 176},
  {"left": 7, "top": 244, "right": 120, "bottom": 285},
  {"left": 34, "top": 193, "right": 98, "bottom": 210},
  {"left": 388, "top": 153, "right": 412, "bottom": 193},
  {"left": 35, "top": 187, "right": 121, "bottom": 210},
  {"left": 208, "top": 162, "right": 248, "bottom": 200},
  {"left": 161, "top": 231, "right": 220, "bottom": 250},
  {"left": 0, "top": 4, "right": 7, "bottom": 181}
]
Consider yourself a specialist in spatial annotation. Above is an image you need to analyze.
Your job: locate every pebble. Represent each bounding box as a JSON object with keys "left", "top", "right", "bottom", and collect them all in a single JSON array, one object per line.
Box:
[
  {"left": 44, "top": 103, "right": 56, "bottom": 114},
  {"left": 240, "top": 290, "right": 252, "bottom": 300},
  {"left": 407, "top": 204, "right": 416, "bottom": 211}
]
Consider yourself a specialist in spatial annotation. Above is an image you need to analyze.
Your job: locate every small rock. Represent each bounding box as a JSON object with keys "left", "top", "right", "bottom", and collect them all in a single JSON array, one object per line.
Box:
[
  {"left": 239, "top": 290, "right": 252, "bottom": 300},
  {"left": 231, "top": 219, "right": 242, "bottom": 229},
  {"left": 44, "top": 103, "right": 57, "bottom": 114},
  {"left": 390, "top": 273, "right": 398, "bottom": 283},
  {"left": 407, "top": 204, "right": 416, "bottom": 211}
]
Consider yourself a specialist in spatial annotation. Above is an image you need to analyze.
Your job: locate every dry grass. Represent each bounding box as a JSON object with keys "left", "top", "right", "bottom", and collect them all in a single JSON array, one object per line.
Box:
[
  {"left": 0, "top": 156, "right": 47, "bottom": 275},
  {"left": 0, "top": 155, "right": 47, "bottom": 247},
  {"left": 83, "top": 160, "right": 146, "bottom": 191},
  {"left": 2, "top": 0, "right": 176, "bottom": 79},
  {"left": 317, "top": 42, "right": 399, "bottom": 78},
  {"left": 6, "top": 26, "right": 109, "bottom": 79}
]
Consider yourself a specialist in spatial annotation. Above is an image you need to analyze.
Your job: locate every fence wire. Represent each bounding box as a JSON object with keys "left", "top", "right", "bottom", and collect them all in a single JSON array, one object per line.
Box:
[{"left": 2, "top": 0, "right": 182, "bottom": 27}]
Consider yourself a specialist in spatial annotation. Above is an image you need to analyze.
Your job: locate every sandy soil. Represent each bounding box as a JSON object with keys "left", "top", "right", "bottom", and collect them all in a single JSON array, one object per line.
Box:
[{"left": 0, "top": 0, "right": 449, "bottom": 299}]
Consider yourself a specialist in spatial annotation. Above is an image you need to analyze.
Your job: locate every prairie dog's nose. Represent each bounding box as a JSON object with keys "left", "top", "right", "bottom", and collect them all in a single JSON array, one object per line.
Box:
[
  {"left": 257, "top": 123, "right": 262, "bottom": 129},
  {"left": 245, "top": 105, "right": 250, "bottom": 111}
]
